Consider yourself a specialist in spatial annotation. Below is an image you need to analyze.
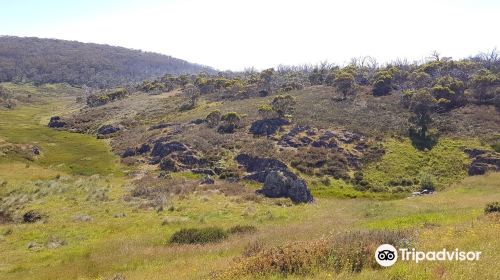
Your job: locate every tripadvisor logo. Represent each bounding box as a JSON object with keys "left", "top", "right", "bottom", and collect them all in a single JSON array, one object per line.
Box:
[{"left": 375, "top": 244, "right": 481, "bottom": 267}]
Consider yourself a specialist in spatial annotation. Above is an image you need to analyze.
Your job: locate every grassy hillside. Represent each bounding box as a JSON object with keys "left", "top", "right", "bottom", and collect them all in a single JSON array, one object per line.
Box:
[{"left": 0, "top": 77, "right": 498, "bottom": 280}]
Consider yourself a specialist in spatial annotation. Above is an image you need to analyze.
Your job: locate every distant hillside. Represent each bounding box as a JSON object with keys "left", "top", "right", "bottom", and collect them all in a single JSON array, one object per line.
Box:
[{"left": 0, "top": 36, "right": 214, "bottom": 88}]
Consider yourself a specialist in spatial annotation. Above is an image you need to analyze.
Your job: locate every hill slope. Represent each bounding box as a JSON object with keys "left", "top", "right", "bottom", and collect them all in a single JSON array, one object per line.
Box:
[{"left": 0, "top": 36, "right": 214, "bottom": 87}]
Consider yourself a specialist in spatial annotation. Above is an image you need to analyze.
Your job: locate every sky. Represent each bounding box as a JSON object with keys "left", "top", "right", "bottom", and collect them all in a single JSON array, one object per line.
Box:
[{"left": 1, "top": 0, "right": 499, "bottom": 71}]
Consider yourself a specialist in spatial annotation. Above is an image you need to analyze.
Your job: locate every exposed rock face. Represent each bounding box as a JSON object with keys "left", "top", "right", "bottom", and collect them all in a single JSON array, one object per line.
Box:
[
  {"left": 23, "top": 210, "right": 44, "bottom": 223},
  {"left": 151, "top": 141, "right": 188, "bottom": 158},
  {"left": 136, "top": 143, "right": 151, "bottom": 154},
  {"left": 97, "top": 124, "right": 120, "bottom": 135},
  {"left": 200, "top": 175, "right": 215, "bottom": 185},
  {"left": 465, "top": 148, "right": 500, "bottom": 176},
  {"left": 151, "top": 141, "right": 207, "bottom": 173},
  {"left": 159, "top": 157, "right": 179, "bottom": 172},
  {"left": 48, "top": 116, "right": 66, "bottom": 128},
  {"left": 235, "top": 154, "right": 289, "bottom": 182},
  {"left": 258, "top": 171, "right": 313, "bottom": 203},
  {"left": 121, "top": 143, "right": 151, "bottom": 158},
  {"left": 122, "top": 148, "right": 136, "bottom": 158},
  {"left": 249, "top": 118, "right": 289, "bottom": 136}
]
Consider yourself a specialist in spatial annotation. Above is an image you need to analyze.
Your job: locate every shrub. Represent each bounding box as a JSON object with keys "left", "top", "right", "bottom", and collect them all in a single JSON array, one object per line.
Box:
[
  {"left": 205, "top": 110, "right": 222, "bottom": 128},
  {"left": 372, "top": 70, "right": 393, "bottom": 96},
  {"left": 227, "top": 225, "right": 257, "bottom": 235},
  {"left": 485, "top": 202, "right": 500, "bottom": 214},
  {"left": 170, "top": 227, "right": 228, "bottom": 244},
  {"left": 419, "top": 173, "right": 435, "bottom": 191},
  {"left": 271, "top": 94, "right": 296, "bottom": 118},
  {"left": 223, "top": 230, "right": 413, "bottom": 277},
  {"left": 218, "top": 112, "right": 241, "bottom": 133}
]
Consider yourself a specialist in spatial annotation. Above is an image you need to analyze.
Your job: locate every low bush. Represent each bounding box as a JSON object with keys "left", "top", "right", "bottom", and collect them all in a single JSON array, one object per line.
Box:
[
  {"left": 485, "top": 202, "right": 500, "bottom": 214},
  {"left": 170, "top": 227, "right": 228, "bottom": 244},
  {"left": 222, "top": 230, "right": 413, "bottom": 278},
  {"left": 227, "top": 225, "right": 257, "bottom": 235}
]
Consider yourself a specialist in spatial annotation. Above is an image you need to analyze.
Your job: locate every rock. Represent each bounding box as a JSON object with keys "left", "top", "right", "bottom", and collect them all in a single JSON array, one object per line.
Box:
[
  {"left": 319, "top": 130, "right": 336, "bottom": 140},
  {"left": 176, "top": 151, "right": 203, "bottom": 166},
  {"left": 151, "top": 141, "right": 188, "bottom": 158},
  {"left": 136, "top": 143, "right": 151, "bottom": 154},
  {"left": 200, "top": 175, "right": 215, "bottom": 185},
  {"left": 464, "top": 148, "right": 487, "bottom": 158},
  {"left": 257, "top": 171, "right": 313, "bottom": 203},
  {"left": 339, "top": 131, "right": 362, "bottom": 143},
  {"left": 48, "top": 116, "right": 66, "bottom": 128},
  {"left": 280, "top": 135, "right": 305, "bottom": 147},
  {"left": 191, "top": 168, "right": 216, "bottom": 176},
  {"left": 32, "top": 146, "right": 40, "bottom": 155},
  {"left": 27, "top": 241, "right": 43, "bottom": 251},
  {"left": 23, "top": 210, "right": 43, "bottom": 223},
  {"left": 236, "top": 154, "right": 289, "bottom": 183},
  {"left": 159, "top": 157, "right": 179, "bottom": 172},
  {"left": 121, "top": 148, "right": 136, "bottom": 158},
  {"left": 249, "top": 118, "right": 289, "bottom": 136},
  {"left": 97, "top": 124, "right": 120, "bottom": 135},
  {"left": 149, "top": 122, "right": 174, "bottom": 130},
  {"left": 306, "top": 128, "right": 318, "bottom": 136},
  {"left": 114, "top": 213, "right": 127, "bottom": 218},
  {"left": 467, "top": 150, "right": 500, "bottom": 176},
  {"left": 190, "top": 119, "right": 205, "bottom": 125},
  {"left": 299, "top": 136, "right": 313, "bottom": 145},
  {"left": 46, "top": 238, "right": 66, "bottom": 249},
  {"left": 288, "top": 125, "right": 310, "bottom": 136},
  {"left": 73, "top": 214, "right": 92, "bottom": 222}
]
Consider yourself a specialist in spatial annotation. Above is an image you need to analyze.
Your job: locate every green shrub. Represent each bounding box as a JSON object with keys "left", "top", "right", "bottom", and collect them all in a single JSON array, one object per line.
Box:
[
  {"left": 419, "top": 173, "right": 435, "bottom": 191},
  {"left": 228, "top": 225, "right": 257, "bottom": 235},
  {"left": 170, "top": 227, "right": 228, "bottom": 244},
  {"left": 485, "top": 202, "right": 500, "bottom": 214}
]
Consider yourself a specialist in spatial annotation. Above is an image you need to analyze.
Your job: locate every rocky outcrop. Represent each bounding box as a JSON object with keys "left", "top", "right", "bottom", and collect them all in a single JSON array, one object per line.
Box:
[
  {"left": 465, "top": 148, "right": 500, "bottom": 176},
  {"left": 151, "top": 141, "right": 207, "bottom": 173},
  {"left": 48, "top": 116, "right": 66, "bottom": 128},
  {"left": 235, "top": 154, "right": 290, "bottom": 182},
  {"left": 23, "top": 210, "right": 44, "bottom": 223},
  {"left": 257, "top": 171, "right": 313, "bottom": 203},
  {"left": 97, "top": 124, "right": 120, "bottom": 135},
  {"left": 151, "top": 141, "right": 188, "bottom": 158},
  {"left": 121, "top": 143, "right": 151, "bottom": 158},
  {"left": 249, "top": 118, "right": 289, "bottom": 136}
]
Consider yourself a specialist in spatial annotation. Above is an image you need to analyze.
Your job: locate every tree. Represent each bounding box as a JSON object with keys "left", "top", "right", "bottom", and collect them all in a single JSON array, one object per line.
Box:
[
  {"left": 410, "top": 89, "right": 436, "bottom": 140},
  {"left": 333, "top": 70, "right": 355, "bottom": 100},
  {"left": 218, "top": 112, "right": 241, "bottom": 133},
  {"left": 271, "top": 94, "right": 296, "bottom": 118},
  {"left": 431, "top": 76, "right": 465, "bottom": 110},
  {"left": 258, "top": 104, "right": 274, "bottom": 119},
  {"left": 372, "top": 70, "right": 393, "bottom": 96},
  {"left": 260, "top": 68, "right": 274, "bottom": 95},
  {"left": 183, "top": 84, "right": 200, "bottom": 109},
  {"left": 205, "top": 110, "right": 222, "bottom": 128},
  {"left": 470, "top": 69, "right": 499, "bottom": 104}
]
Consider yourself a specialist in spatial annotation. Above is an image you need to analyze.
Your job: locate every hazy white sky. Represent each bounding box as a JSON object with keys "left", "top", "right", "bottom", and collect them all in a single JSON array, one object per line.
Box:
[{"left": 1, "top": 0, "right": 499, "bottom": 70}]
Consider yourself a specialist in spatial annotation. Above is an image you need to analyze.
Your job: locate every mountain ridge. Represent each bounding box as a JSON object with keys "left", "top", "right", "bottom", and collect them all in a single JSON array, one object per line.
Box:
[{"left": 0, "top": 36, "right": 215, "bottom": 88}]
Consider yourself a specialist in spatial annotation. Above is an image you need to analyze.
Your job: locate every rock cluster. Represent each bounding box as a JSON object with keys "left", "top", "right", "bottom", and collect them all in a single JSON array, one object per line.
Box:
[
  {"left": 48, "top": 116, "right": 66, "bottom": 128},
  {"left": 465, "top": 148, "right": 500, "bottom": 176},
  {"left": 258, "top": 171, "right": 313, "bottom": 203},
  {"left": 97, "top": 124, "right": 121, "bottom": 136},
  {"left": 235, "top": 154, "right": 313, "bottom": 203},
  {"left": 249, "top": 118, "right": 289, "bottom": 136},
  {"left": 150, "top": 141, "right": 207, "bottom": 173}
]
